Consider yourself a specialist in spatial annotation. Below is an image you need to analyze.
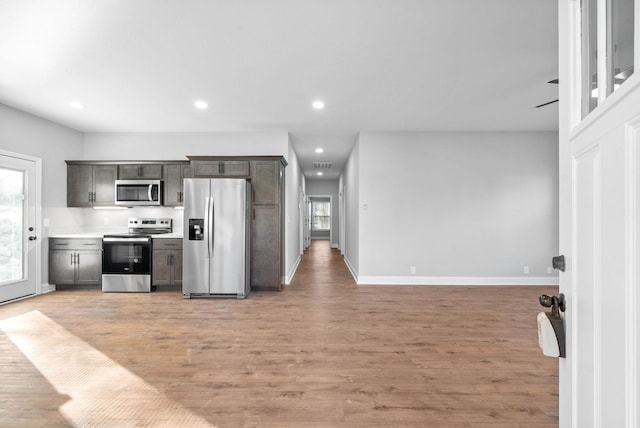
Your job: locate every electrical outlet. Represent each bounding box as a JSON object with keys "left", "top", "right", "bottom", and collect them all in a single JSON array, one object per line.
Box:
[
  {"left": 524, "top": 266, "right": 530, "bottom": 274},
  {"left": 547, "top": 267, "right": 553, "bottom": 274},
  {"left": 410, "top": 266, "right": 416, "bottom": 274},
  {"left": 104, "top": 217, "right": 110, "bottom": 226},
  {"left": 43, "top": 218, "right": 49, "bottom": 227}
]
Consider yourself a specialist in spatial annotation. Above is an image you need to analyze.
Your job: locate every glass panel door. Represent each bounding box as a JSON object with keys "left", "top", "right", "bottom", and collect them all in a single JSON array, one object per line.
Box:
[
  {"left": 607, "top": 0, "right": 634, "bottom": 95},
  {"left": 0, "top": 152, "right": 38, "bottom": 304},
  {"left": 581, "top": 0, "right": 599, "bottom": 118},
  {"left": 0, "top": 168, "right": 24, "bottom": 284}
]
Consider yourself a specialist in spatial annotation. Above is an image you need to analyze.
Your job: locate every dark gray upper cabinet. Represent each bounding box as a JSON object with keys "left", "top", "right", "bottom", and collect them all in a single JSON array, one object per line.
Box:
[
  {"left": 118, "top": 164, "right": 162, "bottom": 179},
  {"left": 67, "top": 163, "right": 117, "bottom": 207},
  {"left": 192, "top": 160, "right": 250, "bottom": 177},
  {"left": 163, "top": 163, "right": 193, "bottom": 207},
  {"left": 251, "top": 160, "right": 283, "bottom": 205}
]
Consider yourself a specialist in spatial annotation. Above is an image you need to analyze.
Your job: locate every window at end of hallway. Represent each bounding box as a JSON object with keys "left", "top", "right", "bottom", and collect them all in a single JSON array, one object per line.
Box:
[{"left": 311, "top": 201, "right": 330, "bottom": 231}]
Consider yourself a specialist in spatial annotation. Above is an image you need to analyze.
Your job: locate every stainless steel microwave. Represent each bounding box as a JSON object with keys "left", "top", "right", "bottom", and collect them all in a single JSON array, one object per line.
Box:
[{"left": 115, "top": 180, "right": 162, "bottom": 206}]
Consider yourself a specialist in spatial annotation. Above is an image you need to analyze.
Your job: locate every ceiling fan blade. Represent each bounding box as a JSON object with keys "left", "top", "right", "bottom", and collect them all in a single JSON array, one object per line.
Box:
[{"left": 534, "top": 99, "right": 559, "bottom": 108}]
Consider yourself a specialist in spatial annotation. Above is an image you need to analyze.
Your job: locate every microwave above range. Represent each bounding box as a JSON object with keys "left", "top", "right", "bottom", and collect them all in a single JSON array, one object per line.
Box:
[{"left": 115, "top": 180, "right": 162, "bottom": 206}]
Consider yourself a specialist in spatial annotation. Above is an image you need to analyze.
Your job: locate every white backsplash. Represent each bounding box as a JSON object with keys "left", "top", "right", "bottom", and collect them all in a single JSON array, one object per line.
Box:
[{"left": 55, "top": 206, "right": 184, "bottom": 234}]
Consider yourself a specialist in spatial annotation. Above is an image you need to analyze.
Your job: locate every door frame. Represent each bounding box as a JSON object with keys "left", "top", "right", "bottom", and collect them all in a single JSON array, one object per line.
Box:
[
  {"left": 308, "top": 194, "right": 333, "bottom": 247},
  {"left": 0, "top": 149, "right": 43, "bottom": 302}
]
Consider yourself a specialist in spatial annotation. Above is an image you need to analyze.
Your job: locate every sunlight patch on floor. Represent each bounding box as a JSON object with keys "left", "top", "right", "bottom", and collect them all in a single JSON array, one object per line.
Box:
[{"left": 0, "top": 310, "right": 215, "bottom": 427}]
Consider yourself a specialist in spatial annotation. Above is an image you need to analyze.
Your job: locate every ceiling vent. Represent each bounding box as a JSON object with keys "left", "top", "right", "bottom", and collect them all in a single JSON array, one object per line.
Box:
[{"left": 312, "top": 162, "right": 333, "bottom": 169}]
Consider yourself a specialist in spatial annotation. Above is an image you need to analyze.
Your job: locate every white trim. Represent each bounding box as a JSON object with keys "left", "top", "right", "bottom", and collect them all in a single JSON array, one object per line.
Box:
[
  {"left": 593, "top": 145, "right": 603, "bottom": 428},
  {"left": 343, "top": 256, "right": 358, "bottom": 282},
  {"left": 330, "top": 244, "right": 338, "bottom": 249},
  {"left": 356, "top": 276, "right": 559, "bottom": 286},
  {"left": 308, "top": 194, "right": 333, "bottom": 247},
  {"left": 41, "top": 283, "right": 55, "bottom": 294},
  {"left": 284, "top": 254, "right": 301, "bottom": 285},
  {"left": 625, "top": 118, "right": 639, "bottom": 428}
]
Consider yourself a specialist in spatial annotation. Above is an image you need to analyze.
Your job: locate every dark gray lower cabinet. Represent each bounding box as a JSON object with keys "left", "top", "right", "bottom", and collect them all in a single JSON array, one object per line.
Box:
[
  {"left": 49, "top": 238, "right": 102, "bottom": 287},
  {"left": 152, "top": 239, "right": 183, "bottom": 290},
  {"left": 251, "top": 205, "right": 281, "bottom": 290}
]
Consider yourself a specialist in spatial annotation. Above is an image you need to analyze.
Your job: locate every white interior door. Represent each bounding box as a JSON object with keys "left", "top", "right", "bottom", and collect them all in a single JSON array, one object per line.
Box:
[
  {"left": 559, "top": 1, "right": 639, "bottom": 426},
  {"left": 0, "top": 152, "right": 39, "bottom": 304}
]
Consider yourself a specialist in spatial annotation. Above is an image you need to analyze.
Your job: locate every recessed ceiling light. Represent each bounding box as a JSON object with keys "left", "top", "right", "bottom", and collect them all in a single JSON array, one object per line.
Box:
[
  {"left": 69, "top": 101, "right": 85, "bottom": 109},
  {"left": 194, "top": 100, "right": 208, "bottom": 109},
  {"left": 312, "top": 100, "right": 325, "bottom": 110},
  {"left": 315, "top": 148, "right": 324, "bottom": 153},
  {"left": 316, "top": 171, "right": 323, "bottom": 176}
]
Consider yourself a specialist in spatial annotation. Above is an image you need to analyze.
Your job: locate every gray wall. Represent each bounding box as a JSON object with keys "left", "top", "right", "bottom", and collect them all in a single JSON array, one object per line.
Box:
[
  {"left": 306, "top": 180, "right": 339, "bottom": 247},
  {"left": 285, "top": 138, "right": 304, "bottom": 284},
  {"left": 344, "top": 131, "right": 559, "bottom": 285},
  {"left": 341, "top": 138, "right": 360, "bottom": 277},
  {"left": 0, "top": 103, "right": 85, "bottom": 286}
]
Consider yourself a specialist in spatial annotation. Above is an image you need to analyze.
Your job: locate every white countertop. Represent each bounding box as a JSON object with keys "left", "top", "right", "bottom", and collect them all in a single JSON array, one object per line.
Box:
[
  {"left": 49, "top": 233, "right": 105, "bottom": 239},
  {"left": 151, "top": 233, "right": 183, "bottom": 239},
  {"left": 49, "top": 232, "right": 183, "bottom": 239}
]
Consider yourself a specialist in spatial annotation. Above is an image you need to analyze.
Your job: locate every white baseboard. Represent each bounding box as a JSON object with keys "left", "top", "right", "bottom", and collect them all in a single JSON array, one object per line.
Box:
[
  {"left": 356, "top": 276, "right": 559, "bottom": 286},
  {"left": 343, "top": 256, "right": 358, "bottom": 282},
  {"left": 330, "top": 244, "right": 338, "bottom": 249},
  {"left": 41, "top": 283, "right": 56, "bottom": 294},
  {"left": 284, "top": 255, "right": 302, "bottom": 285}
]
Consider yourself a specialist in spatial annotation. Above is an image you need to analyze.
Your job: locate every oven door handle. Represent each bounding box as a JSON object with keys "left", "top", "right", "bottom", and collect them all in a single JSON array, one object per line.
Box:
[{"left": 103, "top": 237, "right": 151, "bottom": 243}]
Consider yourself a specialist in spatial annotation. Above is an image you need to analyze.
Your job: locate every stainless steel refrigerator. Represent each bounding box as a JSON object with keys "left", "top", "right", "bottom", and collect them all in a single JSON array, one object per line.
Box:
[{"left": 182, "top": 178, "right": 251, "bottom": 298}]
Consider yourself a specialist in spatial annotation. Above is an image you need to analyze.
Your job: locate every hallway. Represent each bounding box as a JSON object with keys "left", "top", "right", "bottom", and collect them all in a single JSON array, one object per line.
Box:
[{"left": 0, "top": 240, "right": 558, "bottom": 427}]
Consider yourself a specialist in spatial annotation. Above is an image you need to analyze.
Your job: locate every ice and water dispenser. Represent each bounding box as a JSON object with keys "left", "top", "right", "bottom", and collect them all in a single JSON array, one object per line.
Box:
[{"left": 188, "top": 219, "right": 204, "bottom": 241}]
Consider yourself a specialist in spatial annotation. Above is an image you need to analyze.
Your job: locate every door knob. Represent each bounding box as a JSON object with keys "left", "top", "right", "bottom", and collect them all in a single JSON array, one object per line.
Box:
[
  {"left": 28, "top": 236, "right": 37, "bottom": 241},
  {"left": 539, "top": 293, "right": 565, "bottom": 315},
  {"left": 552, "top": 255, "right": 566, "bottom": 272}
]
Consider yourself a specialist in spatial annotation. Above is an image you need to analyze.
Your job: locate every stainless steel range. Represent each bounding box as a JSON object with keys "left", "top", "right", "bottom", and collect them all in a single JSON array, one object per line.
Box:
[{"left": 102, "top": 218, "right": 172, "bottom": 292}]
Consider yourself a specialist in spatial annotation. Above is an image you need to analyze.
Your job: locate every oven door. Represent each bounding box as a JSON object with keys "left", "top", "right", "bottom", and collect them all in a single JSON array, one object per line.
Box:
[{"left": 102, "top": 238, "right": 151, "bottom": 274}]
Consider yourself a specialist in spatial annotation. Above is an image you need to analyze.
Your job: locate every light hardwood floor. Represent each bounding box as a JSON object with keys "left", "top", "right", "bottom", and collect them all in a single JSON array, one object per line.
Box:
[{"left": 0, "top": 241, "right": 558, "bottom": 427}]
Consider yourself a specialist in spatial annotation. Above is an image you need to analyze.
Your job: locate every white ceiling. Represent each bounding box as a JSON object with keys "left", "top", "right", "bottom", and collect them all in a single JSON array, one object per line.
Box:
[{"left": 0, "top": 0, "right": 558, "bottom": 180}]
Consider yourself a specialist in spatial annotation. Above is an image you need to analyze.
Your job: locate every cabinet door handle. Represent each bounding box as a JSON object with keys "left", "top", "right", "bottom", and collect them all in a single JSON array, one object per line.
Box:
[
  {"left": 76, "top": 253, "right": 79, "bottom": 265},
  {"left": 71, "top": 253, "right": 74, "bottom": 265},
  {"left": 167, "top": 254, "right": 170, "bottom": 265}
]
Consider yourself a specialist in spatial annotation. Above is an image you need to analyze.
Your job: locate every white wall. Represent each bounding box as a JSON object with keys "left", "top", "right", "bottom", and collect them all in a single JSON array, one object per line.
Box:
[
  {"left": 83, "top": 132, "right": 289, "bottom": 159},
  {"left": 306, "top": 179, "right": 340, "bottom": 247},
  {"left": 284, "top": 137, "right": 304, "bottom": 284},
  {"left": 341, "top": 138, "right": 360, "bottom": 279},
  {"left": 0, "top": 103, "right": 85, "bottom": 286},
  {"left": 357, "top": 131, "right": 559, "bottom": 285}
]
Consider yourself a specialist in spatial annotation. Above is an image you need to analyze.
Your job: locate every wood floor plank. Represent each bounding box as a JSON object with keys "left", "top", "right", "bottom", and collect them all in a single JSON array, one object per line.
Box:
[{"left": 0, "top": 241, "right": 558, "bottom": 426}]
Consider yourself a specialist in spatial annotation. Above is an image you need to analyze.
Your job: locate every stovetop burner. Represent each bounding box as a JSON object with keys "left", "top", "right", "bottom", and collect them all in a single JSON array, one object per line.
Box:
[{"left": 104, "top": 218, "right": 173, "bottom": 239}]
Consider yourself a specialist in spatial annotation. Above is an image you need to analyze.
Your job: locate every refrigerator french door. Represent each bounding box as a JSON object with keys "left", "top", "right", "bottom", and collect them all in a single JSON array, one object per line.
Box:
[{"left": 183, "top": 178, "right": 251, "bottom": 298}]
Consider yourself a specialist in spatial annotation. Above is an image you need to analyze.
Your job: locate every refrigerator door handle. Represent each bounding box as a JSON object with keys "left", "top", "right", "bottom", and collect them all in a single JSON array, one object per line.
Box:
[
  {"left": 210, "top": 195, "right": 215, "bottom": 258},
  {"left": 204, "top": 196, "right": 211, "bottom": 258}
]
